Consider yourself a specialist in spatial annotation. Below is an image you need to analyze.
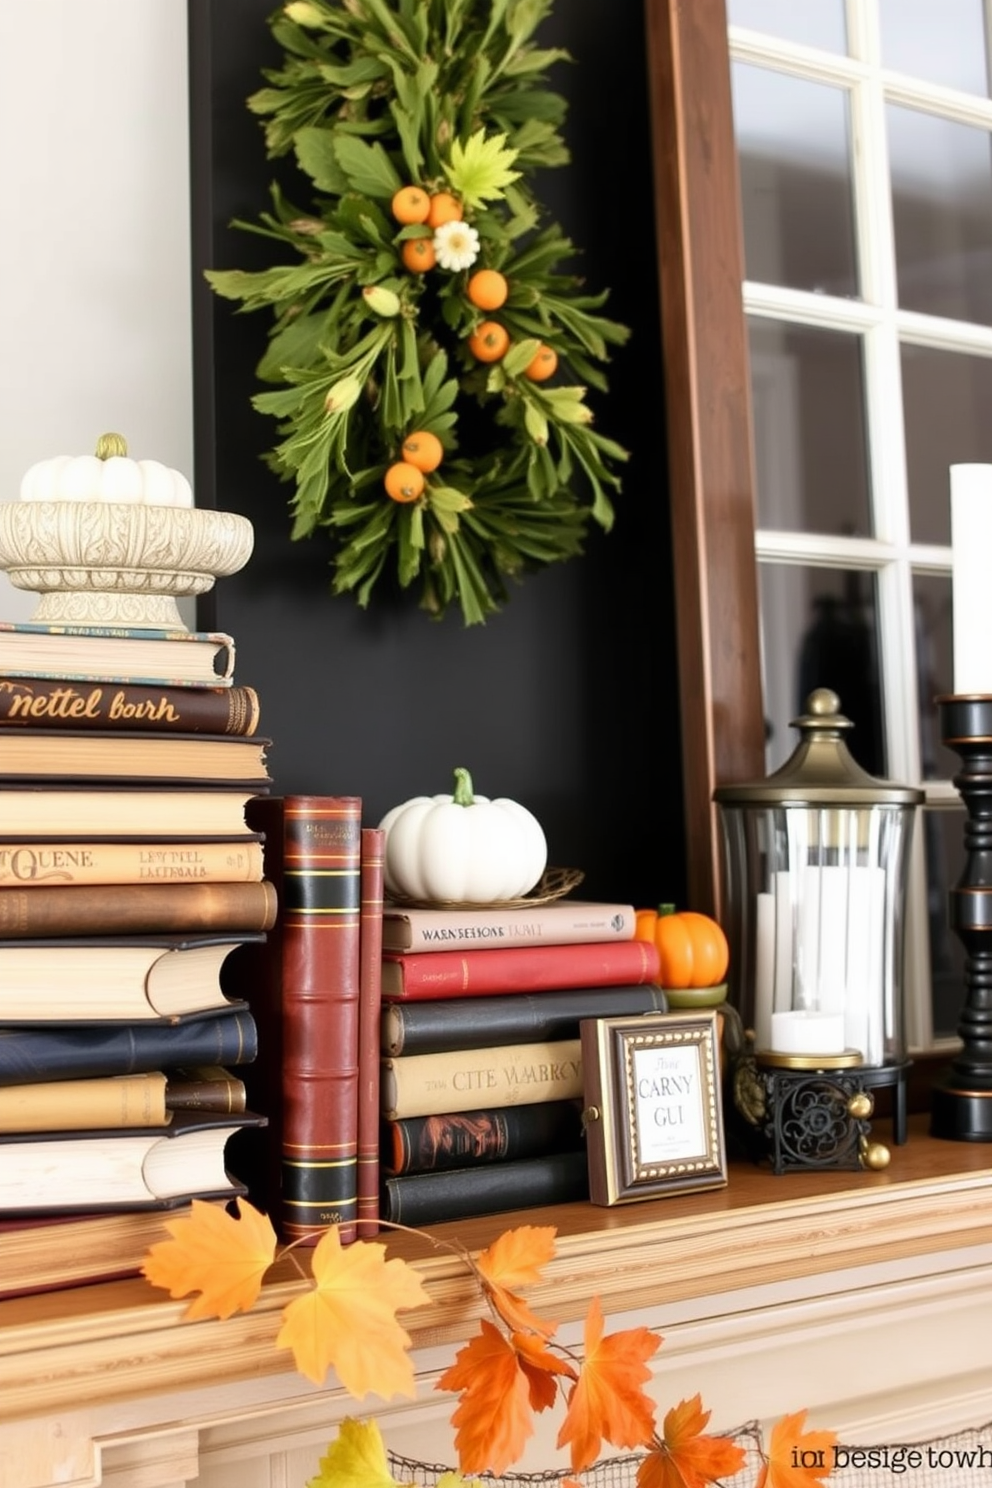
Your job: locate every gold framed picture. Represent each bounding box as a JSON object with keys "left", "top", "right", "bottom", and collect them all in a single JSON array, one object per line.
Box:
[{"left": 580, "top": 1011, "right": 727, "bottom": 1206}]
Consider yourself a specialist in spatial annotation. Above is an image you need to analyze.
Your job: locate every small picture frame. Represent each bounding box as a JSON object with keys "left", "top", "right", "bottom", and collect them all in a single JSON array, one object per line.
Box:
[{"left": 580, "top": 1011, "right": 727, "bottom": 1206}]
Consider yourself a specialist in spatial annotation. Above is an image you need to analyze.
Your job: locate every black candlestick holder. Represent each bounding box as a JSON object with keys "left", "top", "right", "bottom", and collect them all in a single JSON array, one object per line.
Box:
[{"left": 932, "top": 695, "right": 992, "bottom": 1141}]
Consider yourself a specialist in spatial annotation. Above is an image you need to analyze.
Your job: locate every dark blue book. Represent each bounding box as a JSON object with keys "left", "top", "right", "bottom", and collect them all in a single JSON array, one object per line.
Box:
[{"left": 0, "top": 1007, "right": 257, "bottom": 1086}]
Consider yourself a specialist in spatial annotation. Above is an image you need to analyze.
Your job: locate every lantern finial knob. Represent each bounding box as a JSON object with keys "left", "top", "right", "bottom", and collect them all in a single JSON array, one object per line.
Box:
[{"left": 806, "top": 687, "right": 841, "bottom": 717}]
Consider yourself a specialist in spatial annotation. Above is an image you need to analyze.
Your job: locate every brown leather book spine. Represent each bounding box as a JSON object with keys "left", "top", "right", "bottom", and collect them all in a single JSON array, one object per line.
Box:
[
  {"left": 0, "top": 678, "right": 260, "bottom": 734},
  {"left": 249, "top": 796, "right": 362, "bottom": 1245},
  {"left": 0, "top": 880, "right": 277, "bottom": 938},
  {"left": 356, "top": 827, "right": 385, "bottom": 1238},
  {"left": 166, "top": 1066, "right": 248, "bottom": 1114}
]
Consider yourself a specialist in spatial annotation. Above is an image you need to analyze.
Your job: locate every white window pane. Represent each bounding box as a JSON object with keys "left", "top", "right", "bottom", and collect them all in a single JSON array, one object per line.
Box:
[
  {"left": 888, "top": 104, "right": 992, "bottom": 325},
  {"left": 901, "top": 344, "right": 992, "bottom": 543},
  {"left": 923, "top": 807, "right": 968, "bottom": 1038},
  {"left": 759, "top": 563, "right": 884, "bottom": 776},
  {"left": 728, "top": 0, "right": 847, "bottom": 54},
  {"left": 879, "top": 0, "right": 989, "bottom": 95},
  {"left": 912, "top": 572, "right": 954, "bottom": 779},
  {"left": 750, "top": 318, "right": 870, "bottom": 535},
  {"left": 733, "top": 64, "right": 858, "bottom": 296}
]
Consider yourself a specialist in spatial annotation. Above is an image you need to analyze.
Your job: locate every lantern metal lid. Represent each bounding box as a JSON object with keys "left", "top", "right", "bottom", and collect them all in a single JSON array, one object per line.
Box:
[{"left": 713, "top": 689, "right": 923, "bottom": 809}]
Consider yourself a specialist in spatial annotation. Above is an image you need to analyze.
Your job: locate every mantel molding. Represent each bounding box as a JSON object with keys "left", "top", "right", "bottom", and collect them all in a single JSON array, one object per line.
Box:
[{"left": 2, "top": 1120, "right": 991, "bottom": 1425}]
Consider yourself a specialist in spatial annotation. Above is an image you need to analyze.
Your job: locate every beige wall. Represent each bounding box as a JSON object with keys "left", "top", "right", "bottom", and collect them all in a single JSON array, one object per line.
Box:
[{"left": 0, "top": 0, "right": 193, "bottom": 622}]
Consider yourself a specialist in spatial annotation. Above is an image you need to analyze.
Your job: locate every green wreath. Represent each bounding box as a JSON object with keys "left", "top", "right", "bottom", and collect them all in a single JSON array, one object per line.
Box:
[{"left": 208, "top": 0, "right": 630, "bottom": 626}]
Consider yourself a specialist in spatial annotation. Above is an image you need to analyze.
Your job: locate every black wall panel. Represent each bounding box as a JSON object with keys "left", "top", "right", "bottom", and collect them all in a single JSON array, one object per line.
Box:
[{"left": 188, "top": 0, "right": 686, "bottom": 908}]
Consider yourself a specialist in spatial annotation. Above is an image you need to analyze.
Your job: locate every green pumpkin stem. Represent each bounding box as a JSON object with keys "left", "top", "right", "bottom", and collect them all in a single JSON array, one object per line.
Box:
[
  {"left": 452, "top": 766, "right": 474, "bottom": 806},
  {"left": 95, "top": 432, "right": 128, "bottom": 461},
  {"left": 658, "top": 902, "right": 676, "bottom": 917}
]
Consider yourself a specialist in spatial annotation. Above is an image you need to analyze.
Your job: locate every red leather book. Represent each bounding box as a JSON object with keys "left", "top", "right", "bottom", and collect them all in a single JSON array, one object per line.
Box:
[
  {"left": 245, "top": 796, "right": 362, "bottom": 1245},
  {"left": 356, "top": 826, "right": 385, "bottom": 1238},
  {"left": 380, "top": 938, "right": 661, "bottom": 1001}
]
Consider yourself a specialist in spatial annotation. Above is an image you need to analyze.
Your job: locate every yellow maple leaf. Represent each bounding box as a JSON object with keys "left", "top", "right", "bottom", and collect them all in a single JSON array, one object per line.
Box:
[
  {"left": 277, "top": 1226, "right": 431, "bottom": 1395},
  {"left": 141, "top": 1197, "right": 278, "bottom": 1320},
  {"left": 557, "top": 1296, "right": 662, "bottom": 1472},
  {"left": 306, "top": 1417, "right": 407, "bottom": 1488},
  {"left": 475, "top": 1225, "right": 558, "bottom": 1337},
  {"left": 442, "top": 130, "right": 521, "bottom": 208},
  {"left": 637, "top": 1395, "right": 748, "bottom": 1488},
  {"left": 756, "top": 1410, "right": 837, "bottom": 1488},
  {"left": 438, "top": 1318, "right": 536, "bottom": 1475}
]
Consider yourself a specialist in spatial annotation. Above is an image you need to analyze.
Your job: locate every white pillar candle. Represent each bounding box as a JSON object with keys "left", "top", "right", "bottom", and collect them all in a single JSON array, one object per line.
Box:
[
  {"left": 772, "top": 870, "right": 793, "bottom": 1014},
  {"left": 754, "top": 891, "right": 775, "bottom": 1052},
  {"left": 950, "top": 464, "right": 992, "bottom": 695},
  {"left": 770, "top": 1010, "right": 847, "bottom": 1057},
  {"left": 845, "top": 865, "right": 886, "bottom": 1065}
]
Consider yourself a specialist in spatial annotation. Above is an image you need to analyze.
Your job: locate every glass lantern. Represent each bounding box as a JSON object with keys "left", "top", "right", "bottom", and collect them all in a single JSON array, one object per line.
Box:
[{"left": 714, "top": 689, "right": 923, "bottom": 1147}]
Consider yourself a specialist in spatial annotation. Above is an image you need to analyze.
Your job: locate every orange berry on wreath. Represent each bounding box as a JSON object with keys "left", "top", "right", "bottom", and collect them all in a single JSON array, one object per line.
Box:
[
  {"left": 426, "top": 191, "right": 463, "bottom": 228},
  {"left": 468, "top": 320, "right": 511, "bottom": 363},
  {"left": 524, "top": 344, "right": 558, "bottom": 381},
  {"left": 401, "top": 430, "right": 444, "bottom": 473},
  {"left": 467, "top": 268, "right": 509, "bottom": 311},
  {"left": 391, "top": 185, "right": 431, "bottom": 224},
  {"left": 384, "top": 461, "right": 426, "bottom": 503},
  {"left": 401, "top": 237, "right": 436, "bottom": 273}
]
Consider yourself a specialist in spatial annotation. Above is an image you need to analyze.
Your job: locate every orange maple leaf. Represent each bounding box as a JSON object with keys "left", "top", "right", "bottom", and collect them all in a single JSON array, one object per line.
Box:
[
  {"left": 637, "top": 1395, "right": 748, "bottom": 1488},
  {"left": 556, "top": 1296, "right": 661, "bottom": 1472},
  {"left": 438, "top": 1319, "right": 536, "bottom": 1475},
  {"left": 756, "top": 1410, "right": 837, "bottom": 1488},
  {"left": 141, "top": 1197, "right": 277, "bottom": 1320},
  {"left": 276, "top": 1226, "right": 431, "bottom": 1396},
  {"left": 475, "top": 1224, "right": 558, "bottom": 1337},
  {"left": 514, "top": 1327, "right": 577, "bottom": 1413}
]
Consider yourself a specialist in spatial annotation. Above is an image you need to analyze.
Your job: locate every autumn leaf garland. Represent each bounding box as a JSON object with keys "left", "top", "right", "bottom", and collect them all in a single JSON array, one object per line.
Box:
[
  {"left": 207, "top": 0, "right": 631, "bottom": 625},
  {"left": 141, "top": 1203, "right": 839, "bottom": 1488}
]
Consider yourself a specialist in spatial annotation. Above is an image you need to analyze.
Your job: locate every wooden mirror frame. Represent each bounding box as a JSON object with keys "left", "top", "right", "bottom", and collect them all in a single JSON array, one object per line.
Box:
[{"left": 645, "top": 0, "right": 767, "bottom": 916}]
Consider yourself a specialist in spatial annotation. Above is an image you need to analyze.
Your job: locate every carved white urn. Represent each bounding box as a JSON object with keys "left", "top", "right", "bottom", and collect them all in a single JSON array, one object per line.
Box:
[{"left": 0, "top": 434, "right": 253, "bottom": 630}]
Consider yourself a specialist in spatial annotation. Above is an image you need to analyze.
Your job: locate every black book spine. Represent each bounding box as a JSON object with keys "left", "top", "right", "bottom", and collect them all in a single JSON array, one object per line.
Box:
[
  {"left": 382, "top": 1100, "right": 585, "bottom": 1175},
  {"left": 382, "top": 984, "right": 669, "bottom": 1056},
  {"left": 0, "top": 1008, "right": 258, "bottom": 1086},
  {"left": 381, "top": 1150, "right": 590, "bottom": 1226}
]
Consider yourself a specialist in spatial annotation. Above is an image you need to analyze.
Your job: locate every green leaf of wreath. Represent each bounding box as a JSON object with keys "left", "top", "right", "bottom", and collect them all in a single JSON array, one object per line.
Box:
[
  {"left": 208, "top": 0, "right": 630, "bottom": 626},
  {"left": 333, "top": 135, "right": 403, "bottom": 199}
]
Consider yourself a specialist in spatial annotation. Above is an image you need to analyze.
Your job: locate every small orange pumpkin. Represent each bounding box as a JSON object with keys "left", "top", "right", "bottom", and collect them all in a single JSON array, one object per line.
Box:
[{"left": 634, "top": 903, "right": 729, "bottom": 989}]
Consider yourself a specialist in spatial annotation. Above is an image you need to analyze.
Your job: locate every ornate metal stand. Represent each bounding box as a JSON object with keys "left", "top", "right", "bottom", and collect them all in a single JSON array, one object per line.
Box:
[
  {"left": 731, "top": 1049, "right": 900, "bottom": 1174},
  {"left": 932, "top": 696, "right": 992, "bottom": 1141}
]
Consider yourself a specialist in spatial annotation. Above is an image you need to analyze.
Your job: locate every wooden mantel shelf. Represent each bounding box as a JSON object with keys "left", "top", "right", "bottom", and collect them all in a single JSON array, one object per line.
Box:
[{"left": 2, "top": 1117, "right": 991, "bottom": 1425}]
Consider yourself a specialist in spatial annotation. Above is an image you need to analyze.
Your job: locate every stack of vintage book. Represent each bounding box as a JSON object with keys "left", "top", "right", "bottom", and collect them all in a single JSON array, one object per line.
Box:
[
  {"left": 0, "top": 620, "right": 275, "bottom": 1295},
  {"left": 376, "top": 899, "right": 665, "bottom": 1226}
]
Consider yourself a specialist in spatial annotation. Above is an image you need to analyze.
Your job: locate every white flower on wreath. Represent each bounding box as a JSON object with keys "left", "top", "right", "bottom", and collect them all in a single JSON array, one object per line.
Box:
[{"left": 433, "top": 219, "right": 480, "bottom": 272}]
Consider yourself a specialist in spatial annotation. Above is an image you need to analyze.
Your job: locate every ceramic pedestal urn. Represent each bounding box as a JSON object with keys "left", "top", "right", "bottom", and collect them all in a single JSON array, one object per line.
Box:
[{"left": 0, "top": 434, "right": 253, "bottom": 629}]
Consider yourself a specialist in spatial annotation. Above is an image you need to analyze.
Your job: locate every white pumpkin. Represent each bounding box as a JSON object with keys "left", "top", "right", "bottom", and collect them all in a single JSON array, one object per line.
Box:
[
  {"left": 19, "top": 433, "right": 193, "bottom": 508},
  {"left": 379, "top": 766, "right": 548, "bottom": 903}
]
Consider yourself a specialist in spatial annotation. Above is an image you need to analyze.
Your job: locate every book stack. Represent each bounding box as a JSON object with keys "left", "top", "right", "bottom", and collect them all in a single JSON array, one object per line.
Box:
[
  {"left": 0, "top": 620, "right": 274, "bottom": 1292},
  {"left": 376, "top": 899, "right": 665, "bottom": 1227}
]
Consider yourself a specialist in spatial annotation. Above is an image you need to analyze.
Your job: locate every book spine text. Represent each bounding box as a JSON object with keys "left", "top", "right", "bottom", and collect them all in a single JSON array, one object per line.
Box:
[
  {"left": 0, "top": 839, "right": 264, "bottom": 888},
  {"left": 0, "top": 678, "right": 259, "bottom": 734},
  {"left": 381, "top": 1038, "right": 583, "bottom": 1120}
]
